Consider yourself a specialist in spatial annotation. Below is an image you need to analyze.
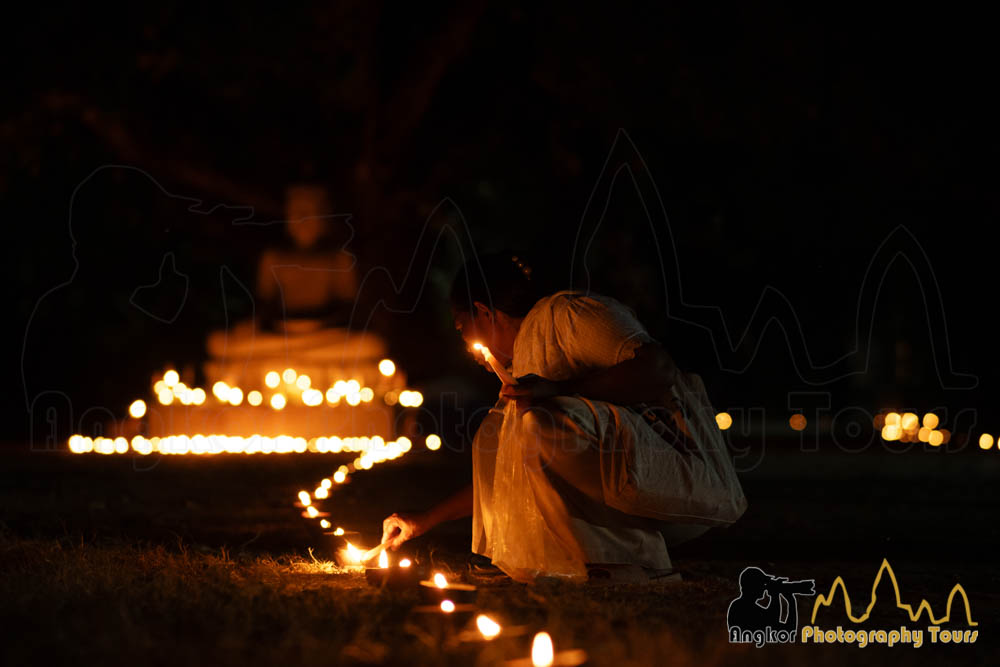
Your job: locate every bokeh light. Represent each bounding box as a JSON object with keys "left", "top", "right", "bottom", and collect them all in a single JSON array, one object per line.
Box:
[{"left": 128, "top": 399, "right": 147, "bottom": 419}]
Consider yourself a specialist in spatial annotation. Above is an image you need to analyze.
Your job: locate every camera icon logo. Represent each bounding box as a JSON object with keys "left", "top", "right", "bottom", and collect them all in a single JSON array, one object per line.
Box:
[{"left": 727, "top": 566, "right": 816, "bottom": 646}]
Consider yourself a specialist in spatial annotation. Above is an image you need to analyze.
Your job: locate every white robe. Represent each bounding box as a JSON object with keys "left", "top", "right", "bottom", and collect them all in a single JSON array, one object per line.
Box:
[{"left": 472, "top": 291, "right": 747, "bottom": 582}]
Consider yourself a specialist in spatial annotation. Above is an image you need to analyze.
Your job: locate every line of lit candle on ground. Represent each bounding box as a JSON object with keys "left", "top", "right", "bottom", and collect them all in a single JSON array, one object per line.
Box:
[{"left": 330, "top": 537, "right": 585, "bottom": 663}]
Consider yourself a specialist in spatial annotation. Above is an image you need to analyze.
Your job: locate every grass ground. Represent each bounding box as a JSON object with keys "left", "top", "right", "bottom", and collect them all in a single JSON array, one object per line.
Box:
[{"left": 0, "top": 439, "right": 996, "bottom": 665}]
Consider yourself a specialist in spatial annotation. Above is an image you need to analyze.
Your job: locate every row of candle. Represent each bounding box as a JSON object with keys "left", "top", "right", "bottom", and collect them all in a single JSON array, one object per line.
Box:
[
  {"left": 145, "top": 372, "right": 421, "bottom": 410},
  {"left": 340, "top": 545, "right": 583, "bottom": 666},
  {"left": 67, "top": 433, "right": 440, "bottom": 458},
  {"left": 713, "top": 407, "right": 998, "bottom": 451}
]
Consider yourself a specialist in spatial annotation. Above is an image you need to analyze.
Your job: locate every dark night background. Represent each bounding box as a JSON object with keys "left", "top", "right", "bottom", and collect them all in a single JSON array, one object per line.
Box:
[{"left": 4, "top": 3, "right": 998, "bottom": 446}]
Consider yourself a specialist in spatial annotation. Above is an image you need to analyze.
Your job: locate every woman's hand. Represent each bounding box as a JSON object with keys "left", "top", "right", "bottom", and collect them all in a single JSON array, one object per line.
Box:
[
  {"left": 500, "top": 374, "right": 566, "bottom": 404},
  {"left": 381, "top": 512, "right": 427, "bottom": 551}
]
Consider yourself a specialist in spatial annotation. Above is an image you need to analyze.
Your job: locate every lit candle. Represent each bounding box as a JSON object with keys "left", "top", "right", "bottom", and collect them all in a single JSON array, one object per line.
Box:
[
  {"left": 476, "top": 614, "right": 502, "bottom": 639},
  {"left": 364, "top": 551, "right": 424, "bottom": 588},
  {"left": 419, "top": 571, "right": 477, "bottom": 603},
  {"left": 532, "top": 633, "right": 554, "bottom": 667},
  {"left": 473, "top": 343, "right": 516, "bottom": 385},
  {"left": 504, "top": 631, "right": 587, "bottom": 667}
]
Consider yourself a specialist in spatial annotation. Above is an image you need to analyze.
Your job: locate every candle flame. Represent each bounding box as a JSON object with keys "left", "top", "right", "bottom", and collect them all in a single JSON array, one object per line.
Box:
[
  {"left": 344, "top": 541, "right": 363, "bottom": 563},
  {"left": 298, "top": 490, "right": 311, "bottom": 506},
  {"left": 440, "top": 599, "right": 455, "bottom": 613},
  {"left": 320, "top": 519, "right": 330, "bottom": 529},
  {"left": 476, "top": 614, "right": 502, "bottom": 639},
  {"left": 306, "top": 505, "right": 319, "bottom": 518},
  {"left": 473, "top": 342, "right": 483, "bottom": 350},
  {"left": 334, "top": 527, "right": 345, "bottom": 536},
  {"left": 128, "top": 399, "right": 147, "bottom": 419},
  {"left": 433, "top": 572, "right": 448, "bottom": 588},
  {"left": 378, "top": 550, "right": 388, "bottom": 568},
  {"left": 531, "top": 632, "right": 554, "bottom": 667}
]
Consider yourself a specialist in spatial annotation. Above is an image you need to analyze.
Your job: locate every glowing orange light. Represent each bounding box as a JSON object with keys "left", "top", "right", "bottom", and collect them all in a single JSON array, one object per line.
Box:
[
  {"left": 163, "top": 370, "right": 180, "bottom": 387},
  {"left": 426, "top": 434, "right": 442, "bottom": 451},
  {"left": 129, "top": 399, "right": 147, "bottom": 419},
  {"left": 440, "top": 600, "right": 455, "bottom": 613},
  {"left": 979, "top": 434, "right": 994, "bottom": 450},
  {"left": 378, "top": 359, "right": 396, "bottom": 376},
  {"left": 306, "top": 506, "right": 319, "bottom": 518},
  {"left": 531, "top": 632, "right": 554, "bottom": 667},
  {"left": 901, "top": 413, "right": 919, "bottom": 431},
  {"left": 343, "top": 541, "right": 363, "bottom": 564},
  {"left": 247, "top": 390, "right": 263, "bottom": 406},
  {"left": 265, "top": 371, "right": 280, "bottom": 388},
  {"left": 298, "top": 490, "right": 311, "bottom": 506},
  {"left": 928, "top": 430, "right": 944, "bottom": 447},
  {"left": 212, "top": 381, "right": 229, "bottom": 400},
  {"left": 302, "top": 388, "right": 323, "bottom": 406},
  {"left": 378, "top": 550, "right": 388, "bottom": 569},
  {"left": 157, "top": 388, "right": 174, "bottom": 405},
  {"left": 789, "top": 414, "right": 807, "bottom": 431},
  {"left": 922, "top": 413, "right": 939, "bottom": 429},
  {"left": 476, "top": 614, "right": 502, "bottom": 639},
  {"left": 715, "top": 412, "right": 732, "bottom": 430},
  {"left": 270, "top": 393, "right": 286, "bottom": 410},
  {"left": 881, "top": 424, "right": 901, "bottom": 441},
  {"left": 334, "top": 527, "right": 345, "bottom": 536},
  {"left": 296, "top": 374, "right": 311, "bottom": 390},
  {"left": 433, "top": 572, "right": 448, "bottom": 588},
  {"left": 320, "top": 519, "right": 331, "bottom": 529},
  {"left": 282, "top": 368, "right": 297, "bottom": 384},
  {"left": 399, "top": 558, "right": 412, "bottom": 568}
]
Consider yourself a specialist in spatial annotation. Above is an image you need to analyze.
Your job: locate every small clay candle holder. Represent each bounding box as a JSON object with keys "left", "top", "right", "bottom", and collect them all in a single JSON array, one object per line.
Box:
[
  {"left": 419, "top": 574, "right": 477, "bottom": 604},
  {"left": 365, "top": 559, "right": 426, "bottom": 588}
]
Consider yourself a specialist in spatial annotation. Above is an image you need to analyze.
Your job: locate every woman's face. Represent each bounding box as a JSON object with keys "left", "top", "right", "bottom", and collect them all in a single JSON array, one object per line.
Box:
[{"left": 452, "top": 303, "right": 519, "bottom": 368}]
